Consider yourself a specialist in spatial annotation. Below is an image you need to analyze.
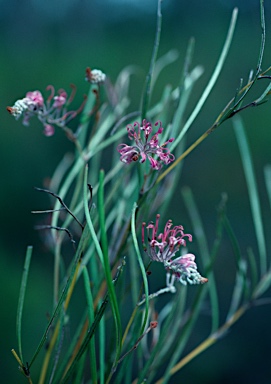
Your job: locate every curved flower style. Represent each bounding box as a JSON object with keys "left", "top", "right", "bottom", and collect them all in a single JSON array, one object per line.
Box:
[
  {"left": 117, "top": 120, "right": 175, "bottom": 170},
  {"left": 142, "top": 214, "right": 208, "bottom": 286},
  {"left": 7, "top": 85, "right": 86, "bottom": 137}
]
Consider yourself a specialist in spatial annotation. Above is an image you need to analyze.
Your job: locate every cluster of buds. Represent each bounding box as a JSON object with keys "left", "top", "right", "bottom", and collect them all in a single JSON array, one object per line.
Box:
[
  {"left": 142, "top": 214, "right": 208, "bottom": 286},
  {"left": 85, "top": 67, "right": 106, "bottom": 84},
  {"left": 117, "top": 120, "right": 175, "bottom": 170}
]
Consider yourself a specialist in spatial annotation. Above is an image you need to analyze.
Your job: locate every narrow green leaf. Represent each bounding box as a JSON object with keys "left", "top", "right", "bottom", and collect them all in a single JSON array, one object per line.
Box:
[
  {"left": 222, "top": 214, "right": 250, "bottom": 312},
  {"left": 98, "top": 170, "right": 122, "bottom": 379},
  {"left": 83, "top": 266, "right": 97, "bottom": 384},
  {"left": 141, "top": 0, "right": 163, "bottom": 119},
  {"left": 178, "top": 37, "right": 195, "bottom": 94},
  {"left": 73, "top": 351, "right": 87, "bottom": 384},
  {"left": 252, "top": 271, "right": 271, "bottom": 299},
  {"left": 83, "top": 166, "right": 104, "bottom": 267},
  {"left": 226, "top": 260, "right": 247, "bottom": 321},
  {"left": 233, "top": 115, "right": 267, "bottom": 275},
  {"left": 17, "top": 245, "right": 33, "bottom": 362},
  {"left": 78, "top": 83, "right": 99, "bottom": 147},
  {"left": 264, "top": 164, "right": 271, "bottom": 211},
  {"left": 258, "top": 0, "right": 266, "bottom": 74},
  {"left": 247, "top": 247, "right": 258, "bottom": 293},
  {"left": 99, "top": 315, "right": 106, "bottom": 384},
  {"left": 114, "top": 65, "right": 141, "bottom": 102},
  {"left": 48, "top": 308, "right": 66, "bottom": 384},
  {"left": 129, "top": 234, "right": 140, "bottom": 305},
  {"left": 130, "top": 202, "right": 149, "bottom": 333},
  {"left": 222, "top": 215, "right": 242, "bottom": 265},
  {"left": 254, "top": 82, "right": 271, "bottom": 105},
  {"left": 152, "top": 49, "right": 179, "bottom": 85},
  {"left": 171, "top": 65, "right": 204, "bottom": 149}
]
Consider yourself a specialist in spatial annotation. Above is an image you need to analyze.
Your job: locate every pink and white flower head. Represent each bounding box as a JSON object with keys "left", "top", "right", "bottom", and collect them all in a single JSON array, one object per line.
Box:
[
  {"left": 142, "top": 214, "right": 208, "bottom": 286},
  {"left": 117, "top": 120, "right": 175, "bottom": 170},
  {"left": 26, "top": 91, "right": 44, "bottom": 107},
  {"left": 7, "top": 91, "right": 44, "bottom": 119},
  {"left": 7, "top": 85, "right": 86, "bottom": 137}
]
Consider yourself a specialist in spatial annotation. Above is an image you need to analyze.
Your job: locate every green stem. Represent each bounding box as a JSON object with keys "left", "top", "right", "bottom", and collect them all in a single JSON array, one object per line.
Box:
[
  {"left": 17, "top": 246, "right": 33, "bottom": 362},
  {"left": 98, "top": 170, "right": 122, "bottom": 383},
  {"left": 141, "top": 0, "right": 163, "bottom": 119},
  {"left": 83, "top": 267, "right": 98, "bottom": 384},
  {"left": 130, "top": 203, "right": 149, "bottom": 333}
]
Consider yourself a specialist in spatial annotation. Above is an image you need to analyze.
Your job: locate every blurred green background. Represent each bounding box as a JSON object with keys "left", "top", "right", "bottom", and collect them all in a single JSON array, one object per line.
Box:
[{"left": 1, "top": 0, "right": 271, "bottom": 382}]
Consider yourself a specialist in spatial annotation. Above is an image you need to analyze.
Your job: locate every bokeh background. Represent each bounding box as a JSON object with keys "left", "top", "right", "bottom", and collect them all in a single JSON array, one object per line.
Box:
[{"left": 1, "top": 0, "right": 271, "bottom": 382}]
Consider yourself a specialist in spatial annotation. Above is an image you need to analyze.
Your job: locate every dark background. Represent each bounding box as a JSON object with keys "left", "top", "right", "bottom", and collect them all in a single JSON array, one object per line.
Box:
[{"left": 1, "top": 0, "right": 271, "bottom": 382}]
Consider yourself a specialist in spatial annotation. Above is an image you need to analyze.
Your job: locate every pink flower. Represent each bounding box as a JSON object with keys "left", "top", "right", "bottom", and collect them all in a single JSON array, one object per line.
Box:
[
  {"left": 7, "top": 85, "right": 86, "bottom": 137},
  {"left": 117, "top": 120, "right": 175, "bottom": 170},
  {"left": 43, "top": 124, "right": 55, "bottom": 137},
  {"left": 52, "top": 91, "right": 67, "bottom": 108},
  {"left": 142, "top": 214, "right": 208, "bottom": 285},
  {"left": 26, "top": 91, "right": 44, "bottom": 107}
]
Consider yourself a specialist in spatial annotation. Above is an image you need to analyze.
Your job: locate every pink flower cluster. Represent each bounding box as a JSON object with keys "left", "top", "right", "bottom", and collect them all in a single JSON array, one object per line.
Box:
[
  {"left": 7, "top": 85, "right": 86, "bottom": 136},
  {"left": 117, "top": 120, "right": 175, "bottom": 170},
  {"left": 142, "top": 214, "right": 208, "bottom": 285}
]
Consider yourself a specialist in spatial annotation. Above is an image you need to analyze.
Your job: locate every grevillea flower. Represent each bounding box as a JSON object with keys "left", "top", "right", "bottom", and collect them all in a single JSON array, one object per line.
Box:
[
  {"left": 142, "top": 214, "right": 208, "bottom": 286},
  {"left": 85, "top": 67, "right": 106, "bottom": 84},
  {"left": 117, "top": 120, "right": 175, "bottom": 170},
  {"left": 7, "top": 85, "right": 86, "bottom": 137}
]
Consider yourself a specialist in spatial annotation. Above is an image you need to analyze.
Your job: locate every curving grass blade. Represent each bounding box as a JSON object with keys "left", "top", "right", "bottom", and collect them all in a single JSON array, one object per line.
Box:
[
  {"left": 233, "top": 115, "right": 267, "bottom": 275},
  {"left": 16, "top": 246, "right": 33, "bottom": 362}
]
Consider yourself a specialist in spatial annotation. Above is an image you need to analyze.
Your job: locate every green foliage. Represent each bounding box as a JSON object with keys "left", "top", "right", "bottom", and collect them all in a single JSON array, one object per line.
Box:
[{"left": 10, "top": 0, "right": 271, "bottom": 383}]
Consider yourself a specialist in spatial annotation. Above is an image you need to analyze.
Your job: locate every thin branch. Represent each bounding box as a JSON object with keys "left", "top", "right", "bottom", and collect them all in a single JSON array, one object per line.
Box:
[
  {"left": 34, "top": 187, "right": 84, "bottom": 230},
  {"left": 114, "top": 321, "right": 158, "bottom": 371},
  {"left": 31, "top": 208, "right": 66, "bottom": 214},
  {"left": 35, "top": 225, "right": 76, "bottom": 247}
]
